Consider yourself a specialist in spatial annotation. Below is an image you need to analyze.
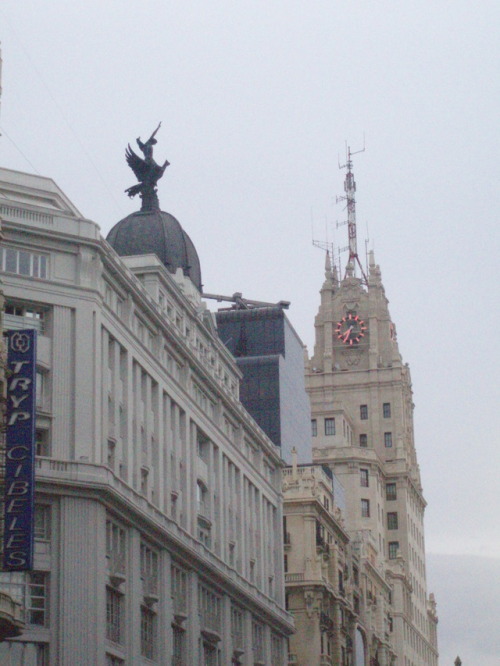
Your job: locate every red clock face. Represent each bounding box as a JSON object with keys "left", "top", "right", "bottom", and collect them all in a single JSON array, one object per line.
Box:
[{"left": 335, "top": 314, "right": 367, "bottom": 345}]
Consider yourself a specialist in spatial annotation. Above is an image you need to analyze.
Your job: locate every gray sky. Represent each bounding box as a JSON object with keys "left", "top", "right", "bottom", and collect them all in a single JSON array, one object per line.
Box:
[{"left": 1, "top": 2, "right": 499, "bottom": 662}]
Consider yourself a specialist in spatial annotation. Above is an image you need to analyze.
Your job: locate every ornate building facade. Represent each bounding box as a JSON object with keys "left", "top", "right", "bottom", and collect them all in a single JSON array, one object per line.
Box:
[
  {"left": 0, "top": 166, "right": 293, "bottom": 665},
  {"left": 305, "top": 247, "right": 439, "bottom": 666},
  {"left": 283, "top": 455, "right": 355, "bottom": 666}
]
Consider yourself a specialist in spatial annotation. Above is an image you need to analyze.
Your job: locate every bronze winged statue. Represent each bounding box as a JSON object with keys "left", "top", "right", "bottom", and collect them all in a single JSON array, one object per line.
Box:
[{"left": 125, "top": 123, "right": 170, "bottom": 211}]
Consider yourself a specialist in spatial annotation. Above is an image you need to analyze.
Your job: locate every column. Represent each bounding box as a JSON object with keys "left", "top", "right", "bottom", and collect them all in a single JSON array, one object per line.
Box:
[
  {"left": 52, "top": 305, "right": 75, "bottom": 459},
  {"left": 57, "top": 497, "right": 105, "bottom": 665}
]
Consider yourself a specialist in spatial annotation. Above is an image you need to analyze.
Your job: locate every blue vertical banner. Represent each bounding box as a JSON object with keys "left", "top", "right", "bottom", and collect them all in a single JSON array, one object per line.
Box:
[{"left": 3, "top": 329, "right": 37, "bottom": 571}]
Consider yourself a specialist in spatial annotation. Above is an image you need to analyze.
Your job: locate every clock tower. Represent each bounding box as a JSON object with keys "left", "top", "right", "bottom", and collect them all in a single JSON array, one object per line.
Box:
[{"left": 306, "top": 159, "right": 439, "bottom": 665}]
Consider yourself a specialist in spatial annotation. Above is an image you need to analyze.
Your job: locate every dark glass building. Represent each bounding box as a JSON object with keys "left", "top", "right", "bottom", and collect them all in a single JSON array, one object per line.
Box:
[{"left": 216, "top": 307, "right": 311, "bottom": 463}]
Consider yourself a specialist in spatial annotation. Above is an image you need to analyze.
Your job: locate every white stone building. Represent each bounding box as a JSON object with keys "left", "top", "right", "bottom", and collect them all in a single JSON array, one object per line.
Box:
[
  {"left": 0, "top": 166, "right": 293, "bottom": 665},
  {"left": 306, "top": 248, "right": 439, "bottom": 666}
]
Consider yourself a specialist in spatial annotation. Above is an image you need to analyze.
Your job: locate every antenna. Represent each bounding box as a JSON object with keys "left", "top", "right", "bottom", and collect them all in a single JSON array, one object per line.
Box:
[
  {"left": 312, "top": 238, "right": 334, "bottom": 257},
  {"left": 336, "top": 138, "right": 368, "bottom": 284},
  {"left": 312, "top": 208, "right": 337, "bottom": 273}
]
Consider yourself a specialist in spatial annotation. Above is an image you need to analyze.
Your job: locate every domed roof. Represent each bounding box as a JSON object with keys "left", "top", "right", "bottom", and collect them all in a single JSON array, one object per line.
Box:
[{"left": 106, "top": 209, "right": 202, "bottom": 291}]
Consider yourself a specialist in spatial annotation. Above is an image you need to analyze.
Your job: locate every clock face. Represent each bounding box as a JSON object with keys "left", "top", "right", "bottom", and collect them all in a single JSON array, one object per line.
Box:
[{"left": 335, "top": 314, "right": 367, "bottom": 345}]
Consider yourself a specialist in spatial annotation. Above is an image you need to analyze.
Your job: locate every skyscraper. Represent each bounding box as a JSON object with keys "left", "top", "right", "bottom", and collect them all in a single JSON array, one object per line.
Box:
[
  {"left": 306, "top": 155, "right": 438, "bottom": 665},
  {"left": 216, "top": 306, "right": 312, "bottom": 464}
]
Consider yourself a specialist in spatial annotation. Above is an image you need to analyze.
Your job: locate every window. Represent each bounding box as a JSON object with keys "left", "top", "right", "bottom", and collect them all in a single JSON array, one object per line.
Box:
[
  {"left": 360, "top": 405, "right": 368, "bottom": 420},
  {"left": 360, "top": 469, "right": 369, "bottom": 487},
  {"left": 140, "top": 543, "right": 159, "bottom": 597},
  {"left": 311, "top": 419, "right": 317, "bottom": 437},
  {"left": 271, "top": 634, "right": 283, "bottom": 665},
  {"left": 231, "top": 605, "right": 244, "bottom": 651},
  {"left": 197, "top": 430, "right": 210, "bottom": 461},
  {"left": 4, "top": 302, "right": 47, "bottom": 334},
  {"left": 383, "top": 402, "right": 391, "bottom": 418},
  {"left": 386, "top": 483, "right": 397, "bottom": 501},
  {"left": 387, "top": 512, "right": 398, "bottom": 530},
  {"left": 0, "top": 247, "right": 48, "bottom": 278},
  {"left": 106, "top": 655, "right": 124, "bottom": 666},
  {"left": 171, "top": 563, "right": 188, "bottom": 616},
  {"left": 359, "top": 434, "right": 368, "bottom": 448},
  {"left": 34, "top": 505, "right": 51, "bottom": 540},
  {"left": 36, "top": 371, "right": 47, "bottom": 410},
  {"left": 141, "top": 606, "right": 157, "bottom": 660},
  {"left": 107, "top": 439, "right": 116, "bottom": 469},
  {"left": 106, "top": 587, "right": 124, "bottom": 643},
  {"left": 197, "top": 480, "right": 209, "bottom": 517},
  {"left": 384, "top": 432, "right": 393, "bottom": 448},
  {"left": 199, "top": 585, "right": 221, "bottom": 635},
  {"left": 324, "top": 418, "right": 335, "bottom": 436},
  {"left": 252, "top": 620, "right": 265, "bottom": 664},
  {"left": 106, "top": 519, "right": 126, "bottom": 575},
  {"left": 354, "top": 595, "right": 360, "bottom": 615},
  {"left": 389, "top": 541, "right": 400, "bottom": 559},
  {"left": 140, "top": 467, "right": 149, "bottom": 496},
  {"left": 202, "top": 642, "right": 219, "bottom": 666},
  {"left": 361, "top": 499, "right": 370, "bottom": 518},
  {"left": 35, "top": 429, "right": 50, "bottom": 457},
  {"left": 172, "top": 625, "right": 185, "bottom": 665},
  {"left": 27, "top": 572, "right": 49, "bottom": 626},
  {"left": 228, "top": 541, "right": 235, "bottom": 566}
]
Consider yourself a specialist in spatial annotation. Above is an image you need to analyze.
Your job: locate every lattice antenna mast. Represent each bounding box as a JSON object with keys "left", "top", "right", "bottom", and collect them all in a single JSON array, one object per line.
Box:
[{"left": 337, "top": 143, "right": 368, "bottom": 284}]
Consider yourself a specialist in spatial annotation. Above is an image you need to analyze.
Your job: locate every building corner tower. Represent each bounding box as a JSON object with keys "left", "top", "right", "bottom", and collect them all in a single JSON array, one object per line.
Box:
[{"left": 305, "top": 156, "right": 439, "bottom": 665}]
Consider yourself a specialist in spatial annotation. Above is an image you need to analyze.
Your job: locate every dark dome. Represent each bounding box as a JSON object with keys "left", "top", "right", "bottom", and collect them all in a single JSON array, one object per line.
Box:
[{"left": 106, "top": 209, "right": 202, "bottom": 291}]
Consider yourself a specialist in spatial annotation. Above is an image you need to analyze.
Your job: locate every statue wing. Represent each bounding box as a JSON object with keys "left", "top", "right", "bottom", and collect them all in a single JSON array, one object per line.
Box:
[{"left": 125, "top": 144, "right": 148, "bottom": 182}]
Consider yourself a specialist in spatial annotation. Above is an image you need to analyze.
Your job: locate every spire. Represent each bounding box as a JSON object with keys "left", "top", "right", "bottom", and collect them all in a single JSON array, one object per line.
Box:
[
  {"left": 325, "top": 249, "right": 332, "bottom": 276},
  {"left": 368, "top": 249, "right": 382, "bottom": 286},
  {"left": 338, "top": 145, "right": 368, "bottom": 284},
  {"left": 320, "top": 248, "right": 339, "bottom": 293}
]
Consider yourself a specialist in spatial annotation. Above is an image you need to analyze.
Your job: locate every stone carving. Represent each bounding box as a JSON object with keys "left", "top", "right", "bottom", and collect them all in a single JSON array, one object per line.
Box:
[
  {"left": 342, "top": 349, "right": 362, "bottom": 366},
  {"left": 125, "top": 123, "right": 170, "bottom": 211}
]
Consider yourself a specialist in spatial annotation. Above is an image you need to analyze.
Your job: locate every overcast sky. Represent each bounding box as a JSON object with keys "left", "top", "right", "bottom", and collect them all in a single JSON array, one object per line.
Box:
[{"left": 1, "top": 2, "right": 499, "bottom": 663}]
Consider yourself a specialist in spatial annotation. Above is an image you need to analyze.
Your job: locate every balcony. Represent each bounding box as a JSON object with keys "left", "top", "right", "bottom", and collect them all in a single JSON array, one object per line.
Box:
[
  {"left": 4, "top": 313, "right": 44, "bottom": 335},
  {"left": 198, "top": 499, "right": 210, "bottom": 521},
  {"left": 200, "top": 610, "right": 221, "bottom": 642},
  {"left": 285, "top": 573, "right": 304, "bottom": 584},
  {"left": 172, "top": 595, "right": 188, "bottom": 625},
  {"left": 142, "top": 573, "right": 159, "bottom": 605},
  {"left": 316, "top": 535, "right": 330, "bottom": 558},
  {"left": 106, "top": 552, "right": 126, "bottom": 587},
  {"left": 0, "top": 591, "right": 24, "bottom": 641},
  {"left": 320, "top": 611, "right": 334, "bottom": 632}
]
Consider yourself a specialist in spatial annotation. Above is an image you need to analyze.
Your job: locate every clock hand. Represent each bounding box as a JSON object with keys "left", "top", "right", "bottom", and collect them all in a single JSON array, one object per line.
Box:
[{"left": 342, "top": 326, "right": 353, "bottom": 342}]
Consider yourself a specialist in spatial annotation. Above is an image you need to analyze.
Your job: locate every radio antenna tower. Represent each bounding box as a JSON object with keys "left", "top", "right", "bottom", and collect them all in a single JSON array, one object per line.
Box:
[{"left": 337, "top": 141, "right": 368, "bottom": 284}]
